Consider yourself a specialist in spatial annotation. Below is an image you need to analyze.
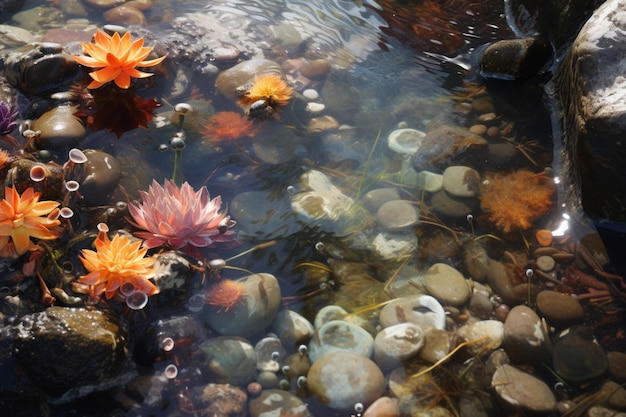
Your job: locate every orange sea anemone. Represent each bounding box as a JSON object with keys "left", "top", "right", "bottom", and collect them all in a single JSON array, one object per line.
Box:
[
  {"left": 204, "top": 279, "right": 246, "bottom": 312},
  {"left": 78, "top": 223, "right": 158, "bottom": 300},
  {"left": 73, "top": 30, "right": 166, "bottom": 89},
  {"left": 202, "top": 111, "right": 260, "bottom": 143},
  {"left": 238, "top": 74, "right": 293, "bottom": 109},
  {"left": 0, "top": 186, "right": 60, "bottom": 255},
  {"left": 479, "top": 169, "right": 555, "bottom": 234}
]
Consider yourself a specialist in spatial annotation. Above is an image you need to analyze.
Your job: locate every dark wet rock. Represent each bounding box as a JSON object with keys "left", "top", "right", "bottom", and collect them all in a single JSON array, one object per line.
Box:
[
  {"left": 103, "top": 6, "right": 147, "bottom": 26},
  {"left": 151, "top": 251, "right": 194, "bottom": 292},
  {"left": 486, "top": 259, "right": 538, "bottom": 305},
  {"left": 464, "top": 240, "right": 490, "bottom": 282},
  {"left": 134, "top": 315, "right": 206, "bottom": 365},
  {"left": 31, "top": 104, "right": 86, "bottom": 149},
  {"left": 503, "top": 305, "right": 551, "bottom": 364},
  {"left": 70, "top": 149, "right": 122, "bottom": 206},
  {"left": 507, "top": 0, "right": 602, "bottom": 49},
  {"left": 202, "top": 273, "right": 282, "bottom": 338},
  {"left": 215, "top": 59, "right": 283, "bottom": 100},
  {"left": 608, "top": 351, "right": 626, "bottom": 382},
  {"left": 186, "top": 383, "right": 247, "bottom": 417},
  {"left": 535, "top": 290, "right": 585, "bottom": 327},
  {"left": 492, "top": 364, "right": 556, "bottom": 413},
  {"left": 553, "top": 0, "right": 626, "bottom": 222},
  {"left": 410, "top": 125, "right": 488, "bottom": 173},
  {"left": 478, "top": 37, "right": 552, "bottom": 80},
  {"left": 199, "top": 336, "right": 257, "bottom": 386},
  {"left": 9, "top": 307, "right": 128, "bottom": 396},
  {"left": 7, "top": 159, "right": 64, "bottom": 201},
  {"left": 249, "top": 389, "right": 313, "bottom": 417},
  {"left": 430, "top": 189, "right": 479, "bottom": 219},
  {"left": 307, "top": 351, "right": 385, "bottom": 410},
  {"left": 2, "top": 43, "right": 79, "bottom": 95},
  {"left": 552, "top": 325, "right": 608, "bottom": 384}
]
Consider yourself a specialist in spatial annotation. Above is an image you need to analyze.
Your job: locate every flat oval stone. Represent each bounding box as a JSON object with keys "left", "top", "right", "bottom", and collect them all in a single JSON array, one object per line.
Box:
[
  {"left": 199, "top": 336, "right": 257, "bottom": 386},
  {"left": 363, "top": 397, "right": 400, "bottom": 417},
  {"left": 203, "top": 273, "right": 281, "bottom": 338},
  {"left": 308, "top": 320, "right": 374, "bottom": 362},
  {"left": 552, "top": 326, "right": 608, "bottom": 384},
  {"left": 536, "top": 290, "right": 585, "bottom": 327},
  {"left": 423, "top": 263, "right": 471, "bottom": 306},
  {"left": 31, "top": 105, "right": 85, "bottom": 149},
  {"left": 249, "top": 389, "right": 313, "bottom": 417},
  {"left": 417, "top": 170, "right": 443, "bottom": 193},
  {"left": 215, "top": 59, "right": 283, "bottom": 99},
  {"left": 492, "top": 364, "right": 556, "bottom": 413},
  {"left": 379, "top": 294, "right": 446, "bottom": 330},
  {"left": 374, "top": 323, "right": 425, "bottom": 371},
  {"left": 503, "top": 305, "right": 551, "bottom": 364},
  {"left": 361, "top": 188, "right": 402, "bottom": 213},
  {"left": 442, "top": 166, "right": 481, "bottom": 197},
  {"left": 307, "top": 351, "right": 385, "bottom": 410},
  {"left": 430, "top": 190, "right": 479, "bottom": 219},
  {"left": 376, "top": 200, "right": 420, "bottom": 232},
  {"left": 76, "top": 149, "right": 121, "bottom": 206}
]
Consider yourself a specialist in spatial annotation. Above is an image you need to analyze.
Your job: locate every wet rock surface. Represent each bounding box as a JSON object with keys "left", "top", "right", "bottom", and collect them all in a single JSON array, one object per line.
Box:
[
  {"left": 492, "top": 364, "right": 557, "bottom": 413},
  {"left": 8, "top": 307, "right": 128, "bottom": 396}
]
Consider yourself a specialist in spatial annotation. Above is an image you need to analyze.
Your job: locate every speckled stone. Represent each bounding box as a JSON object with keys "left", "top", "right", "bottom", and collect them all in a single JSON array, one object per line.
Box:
[
  {"left": 442, "top": 166, "right": 481, "bottom": 197},
  {"left": 249, "top": 389, "right": 313, "bottom": 417},
  {"left": 307, "top": 351, "right": 385, "bottom": 410},
  {"left": 374, "top": 323, "right": 425, "bottom": 371},
  {"left": 536, "top": 290, "right": 585, "bottom": 327},
  {"left": 308, "top": 320, "right": 374, "bottom": 362},
  {"left": 419, "top": 327, "right": 451, "bottom": 364},
  {"left": 552, "top": 326, "right": 608, "bottom": 384},
  {"left": 492, "top": 364, "right": 556, "bottom": 413},
  {"left": 379, "top": 294, "right": 446, "bottom": 330},
  {"left": 423, "top": 263, "right": 471, "bottom": 307},
  {"left": 503, "top": 305, "right": 552, "bottom": 364}
]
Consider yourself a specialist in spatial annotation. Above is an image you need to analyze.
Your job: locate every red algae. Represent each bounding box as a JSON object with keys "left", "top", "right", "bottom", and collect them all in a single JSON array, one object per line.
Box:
[
  {"left": 204, "top": 279, "right": 246, "bottom": 312},
  {"left": 202, "top": 111, "right": 260, "bottom": 143}
]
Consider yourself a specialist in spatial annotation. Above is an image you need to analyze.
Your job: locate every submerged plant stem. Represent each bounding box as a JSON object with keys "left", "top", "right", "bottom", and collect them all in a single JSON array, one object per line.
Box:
[
  {"left": 410, "top": 336, "right": 489, "bottom": 379},
  {"left": 355, "top": 128, "right": 382, "bottom": 200},
  {"left": 172, "top": 149, "right": 181, "bottom": 184}
]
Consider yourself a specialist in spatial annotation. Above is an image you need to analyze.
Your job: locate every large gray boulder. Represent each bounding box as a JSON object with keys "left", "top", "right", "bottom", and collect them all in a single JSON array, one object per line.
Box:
[{"left": 553, "top": 0, "right": 626, "bottom": 222}]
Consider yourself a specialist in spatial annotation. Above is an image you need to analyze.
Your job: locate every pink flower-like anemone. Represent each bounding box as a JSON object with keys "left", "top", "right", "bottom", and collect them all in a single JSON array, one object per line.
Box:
[{"left": 128, "top": 179, "right": 236, "bottom": 251}]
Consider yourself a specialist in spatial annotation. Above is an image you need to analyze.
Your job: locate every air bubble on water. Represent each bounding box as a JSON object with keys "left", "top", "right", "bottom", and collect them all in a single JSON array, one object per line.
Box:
[
  {"left": 119, "top": 282, "right": 135, "bottom": 297},
  {"left": 187, "top": 294, "right": 205, "bottom": 312},
  {"left": 525, "top": 268, "right": 534, "bottom": 279},
  {"left": 164, "top": 364, "right": 178, "bottom": 379},
  {"left": 314, "top": 242, "right": 325, "bottom": 251},
  {"left": 161, "top": 337, "right": 175, "bottom": 352},
  {"left": 126, "top": 291, "right": 148, "bottom": 310}
]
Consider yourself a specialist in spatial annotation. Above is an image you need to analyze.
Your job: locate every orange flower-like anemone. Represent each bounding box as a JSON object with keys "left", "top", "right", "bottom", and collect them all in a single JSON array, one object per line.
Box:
[
  {"left": 480, "top": 169, "right": 555, "bottom": 234},
  {"left": 204, "top": 279, "right": 246, "bottom": 312},
  {"left": 78, "top": 224, "right": 158, "bottom": 300},
  {"left": 0, "top": 186, "right": 60, "bottom": 255},
  {"left": 73, "top": 30, "right": 166, "bottom": 89},
  {"left": 202, "top": 111, "right": 260, "bottom": 143},
  {"left": 238, "top": 74, "right": 293, "bottom": 109}
]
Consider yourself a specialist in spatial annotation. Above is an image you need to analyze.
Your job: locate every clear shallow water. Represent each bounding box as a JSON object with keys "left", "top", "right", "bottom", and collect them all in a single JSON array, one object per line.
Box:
[{"left": 1, "top": 0, "right": 623, "bottom": 416}]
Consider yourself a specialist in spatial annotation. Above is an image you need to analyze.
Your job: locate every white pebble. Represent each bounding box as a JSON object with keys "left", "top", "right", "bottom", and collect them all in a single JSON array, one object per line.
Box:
[
  {"left": 305, "top": 102, "right": 325, "bottom": 114},
  {"left": 302, "top": 88, "right": 319, "bottom": 100}
]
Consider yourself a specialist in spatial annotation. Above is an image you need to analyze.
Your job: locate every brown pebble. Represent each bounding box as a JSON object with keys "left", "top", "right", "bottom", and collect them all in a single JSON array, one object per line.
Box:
[
  {"left": 299, "top": 59, "right": 331, "bottom": 78},
  {"left": 486, "top": 126, "right": 500, "bottom": 137},
  {"left": 536, "top": 255, "right": 556, "bottom": 272},
  {"left": 247, "top": 382, "right": 263, "bottom": 396},
  {"left": 469, "top": 124, "right": 487, "bottom": 135},
  {"left": 85, "top": 0, "right": 118, "bottom": 7},
  {"left": 126, "top": 0, "right": 153, "bottom": 10},
  {"left": 103, "top": 5, "right": 147, "bottom": 26},
  {"left": 495, "top": 304, "right": 510, "bottom": 322},
  {"left": 477, "top": 112, "right": 497, "bottom": 123},
  {"left": 552, "top": 251, "right": 575, "bottom": 263},
  {"left": 608, "top": 351, "right": 626, "bottom": 382},
  {"left": 533, "top": 246, "right": 560, "bottom": 258}
]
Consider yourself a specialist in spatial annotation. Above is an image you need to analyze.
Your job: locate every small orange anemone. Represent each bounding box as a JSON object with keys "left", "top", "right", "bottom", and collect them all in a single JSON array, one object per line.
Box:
[
  {"left": 0, "top": 186, "right": 60, "bottom": 255},
  {"left": 73, "top": 30, "right": 166, "bottom": 89},
  {"left": 202, "top": 111, "right": 260, "bottom": 143},
  {"left": 480, "top": 169, "right": 555, "bottom": 234},
  {"left": 78, "top": 224, "right": 158, "bottom": 300},
  {"left": 238, "top": 74, "right": 293, "bottom": 108},
  {"left": 204, "top": 279, "right": 246, "bottom": 312}
]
